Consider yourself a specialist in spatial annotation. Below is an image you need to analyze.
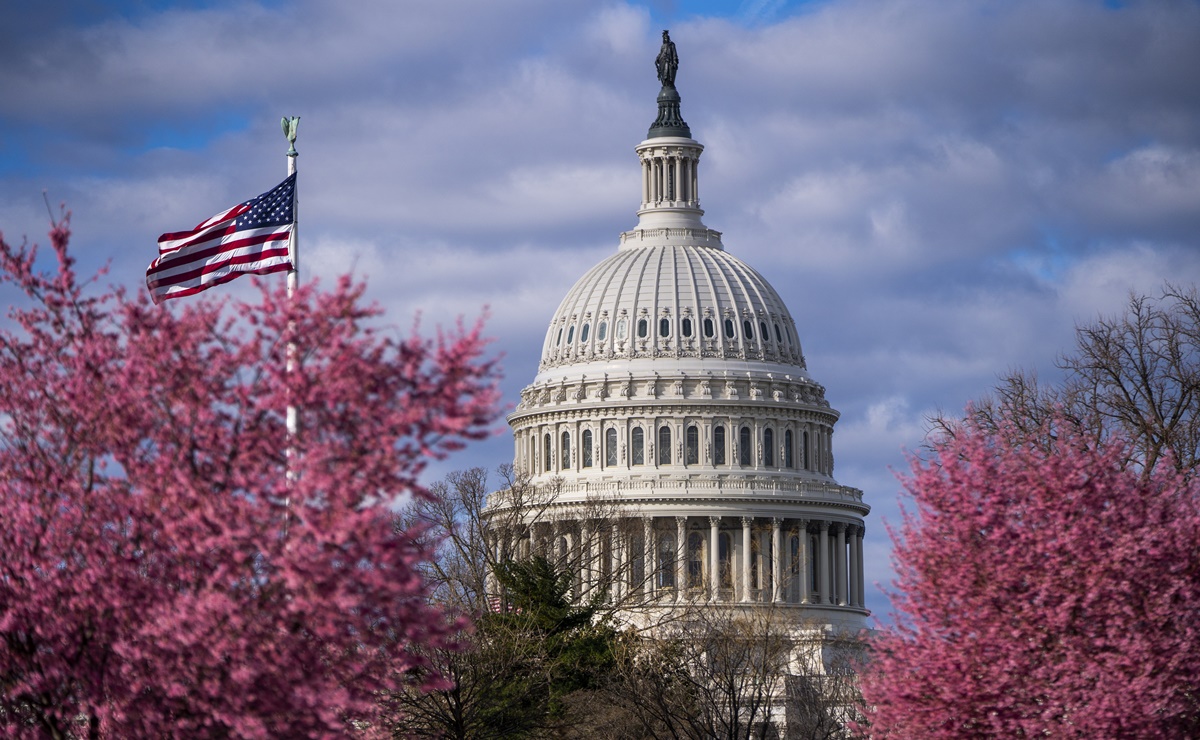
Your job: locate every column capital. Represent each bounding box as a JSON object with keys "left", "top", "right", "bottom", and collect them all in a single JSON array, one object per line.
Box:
[
  {"left": 709, "top": 515, "right": 721, "bottom": 528},
  {"left": 741, "top": 515, "right": 753, "bottom": 527},
  {"left": 818, "top": 519, "right": 830, "bottom": 532}
]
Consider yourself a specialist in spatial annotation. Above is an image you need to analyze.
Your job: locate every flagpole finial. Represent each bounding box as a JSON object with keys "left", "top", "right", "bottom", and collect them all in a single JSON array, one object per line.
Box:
[{"left": 282, "top": 116, "right": 300, "bottom": 157}]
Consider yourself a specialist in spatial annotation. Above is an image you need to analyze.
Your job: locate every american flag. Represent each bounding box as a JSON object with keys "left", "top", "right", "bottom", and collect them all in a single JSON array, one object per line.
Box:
[{"left": 146, "top": 174, "right": 296, "bottom": 304}]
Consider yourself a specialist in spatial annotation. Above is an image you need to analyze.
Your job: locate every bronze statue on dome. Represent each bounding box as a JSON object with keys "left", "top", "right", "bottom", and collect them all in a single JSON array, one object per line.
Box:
[{"left": 656, "top": 30, "right": 678, "bottom": 88}]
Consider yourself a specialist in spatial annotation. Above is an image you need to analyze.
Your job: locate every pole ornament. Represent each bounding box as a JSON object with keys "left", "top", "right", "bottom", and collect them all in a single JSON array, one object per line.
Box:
[{"left": 282, "top": 116, "right": 300, "bottom": 157}]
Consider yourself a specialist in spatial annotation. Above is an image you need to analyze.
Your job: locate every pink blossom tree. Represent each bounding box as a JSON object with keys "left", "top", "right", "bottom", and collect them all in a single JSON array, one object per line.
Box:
[
  {"left": 0, "top": 218, "right": 498, "bottom": 737},
  {"left": 858, "top": 415, "right": 1200, "bottom": 738}
]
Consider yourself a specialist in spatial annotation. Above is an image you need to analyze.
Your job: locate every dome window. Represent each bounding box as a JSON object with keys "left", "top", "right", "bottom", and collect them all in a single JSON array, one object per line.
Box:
[
  {"left": 597, "top": 321, "right": 608, "bottom": 341},
  {"left": 566, "top": 325, "right": 575, "bottom": 344},
  {"left": 617, "top": 319, "right": 627, "bottom": 339},
  {"left": 583, "top": 430, "right": 594, "bottom": 468},
  {"left": 774, "top": 323, "right": 783, "bottom": 343},
  {"left": 543, "top": 433, "right": 552, "bottom": 472},
  {"left": 605, "top": 428, "right": 618, "bottom": 465},
  {"left": 658, "top": 425, "right": 672, "bottom": 465},
  {"left": 743, "top": 320, "right": 754, "bottom": 340},
  {"left": 681, "top": 317, "right": 693, "bottom": 337},
  {"left": 784, "top": 429, "right": 794, "bottom": 468},
  {"left": 724, "top": 318, "right": 735, "bottom": 338},
  {"left": 561, "top": 431, "right": 571, "bottom": 469},
  {"left": 556, "top": 328, "right": 563, "bottom": 346},
  {"left": 631, "top": 427, "right": 645, "bottom": 465},
  {"left": 580, "top": 323, "right": 590, "bottom": 343},
  {"left": 703, "top": 318, "right": 714, "bottom": 338},
  {"left": 760, "top": 321, "right": 769, "bottom": 342},
  {"left": 739, "top": 426, "right": 752, "bottom": 466},
  {"left": 713, "top": 425, "right": 726, "bottom": 465},
  {"left": 659, "top": 318, "right": 670, "bottom": 337},
  {"left": 637, "top": 319, "right": 648, "bottom": 338},
  {"left": 686, "top": 425, "right": 699, "bottom": 465},
  {"left": 763, "top": 428, "right": 775, "bottom": 466}
]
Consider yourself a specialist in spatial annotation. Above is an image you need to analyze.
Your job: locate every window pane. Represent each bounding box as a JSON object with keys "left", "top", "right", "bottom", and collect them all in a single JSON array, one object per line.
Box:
[
  {"left": 580, "top": 323, "right": 590, "bottom": 343},
  {"left": 658, "top": 426, "right": 672, "bottom": 465},
  {"left": 682, "top": 317, "right": 693, "bottom": 337},
  {"left": 704, "top": 318, "right": 714, "bottom": 337},
  {"left": 724, "top": 319, "right": 735, "bottom": 338},
  {"left": 764, "top": 428, "right": 774, "bottom": 466},
  {"left": 606, "top": 428, "right": 618, "bottom": 465},
  {"left": 583, "top": 430, "right": 593, "bottom": 467},
  {"left": 714, "top": 425, "right": 726, "bottom": 465},
  {"left": 632, "top": 428, "right": 644, "bottom": 465},
  {"left": 544, "top": 434, "right": 551, "bottom": 472},
  {"left": 637, "top": 319, "right": 648, "bottom": 338},
  {"left": 784, "top": 429, "right": 794, "bottom": 468},
  {"left": 743, "top": 320, "right": 754, "bottom": 340},
  {"left": 686, "top": 425, "right": 699, "bottom": 465},
  {"left": 659, "top": 318, "right": 670, "bottom": 337},
  {"left": 561, "top": 431, "right": 570, "bottom": 470},
  {"left": 598, "top": 321, "right": 607, "bottom": 341},
  {"left": 658, "top": 533, "right": 675, "bottom": 588},
  {"left": 739, "top": 426, "right": 751, "bottom": 466}
]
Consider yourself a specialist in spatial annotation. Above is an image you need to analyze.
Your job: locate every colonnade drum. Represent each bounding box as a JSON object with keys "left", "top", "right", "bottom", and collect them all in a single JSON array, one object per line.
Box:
[{"left": 489, "top": 514, "right": 866, "bottom": 612}]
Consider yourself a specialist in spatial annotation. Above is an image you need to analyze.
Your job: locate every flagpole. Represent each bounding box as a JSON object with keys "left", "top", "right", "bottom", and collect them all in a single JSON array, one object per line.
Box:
[{"left": 283, "top": 117, "right": 300, "bottom": 530}]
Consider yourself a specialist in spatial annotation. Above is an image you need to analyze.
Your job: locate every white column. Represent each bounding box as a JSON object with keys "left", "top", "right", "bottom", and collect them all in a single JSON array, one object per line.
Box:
[
  {"left": 856, "top": 525, "right": 866, "bottom": 607},
  {"left": 709, "top": 516, "right": 721, "bottom": 600},
  {"left": 612, "top": 522, "right": 624, "bottom": 602},
  {"left": 836, "top": 523, "right": 848, "bottom": 606},
  {"left": 580, "top": 520, "right": 592, "bottom": 600},
  {"left": 642, "top": 517, "right": 654, "bottom": 601},
  {"left": 675, "top": 516, "right": 687, "bottom": 601},
  {"left": 818, "top": 521, "right": 830, "bottom": 604},
  {"left": 771, "top": 518, "right": 783, "bottom": 604},
  {"left": 847, "top": 524, "right": 859, "bottom": 608},
  {"left": 741, "top": 516, "right": 752, "bottom": 603},
  {"left": 796, "top": 521, "right": 809, "bottom": 604}
]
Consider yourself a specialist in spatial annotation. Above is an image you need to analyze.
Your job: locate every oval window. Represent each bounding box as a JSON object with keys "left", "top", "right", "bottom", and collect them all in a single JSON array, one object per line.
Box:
[
  {"left": 724, "top": 319, "right": 735, "bottom": 338},
  {"left": 774, "top": 323, "right": 783, "bottom": 342},
  {"left": 659, "top": 318, "right": 670, "bottom": 337},
  {"left": 743, "top": 320, "right": 754, "bottom": 340},
  {"left": 617, "top": 319, "right": 627, "bottom": 339},
  {"left": 566, "top": 325, "right": 575, "bottom": 344},
  {"left": 556, "top": 328, "right": 563, "bottom": 346},
  {"left": 760, "top": 321, "right": 768, "bottom": 341},
  {"left": 598, "top": 321, "right": 608, "bottom": 341},
  {"left": 580, "top": 323, "right": 590, "bottom": 342},
  {"left": 682, "top": 318, "right": 693, "bottom": 337},
  {"left": 703, "top": 318, "right": 714, "bottom": 338},
  {"left": 637, "top": 319, "right": 648, "bottom": 338}
]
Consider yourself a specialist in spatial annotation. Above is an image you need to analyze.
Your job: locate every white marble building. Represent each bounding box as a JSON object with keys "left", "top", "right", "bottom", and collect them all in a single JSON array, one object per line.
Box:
[{"left": 488, "top": 35, "right": 869, "bottom": 646}]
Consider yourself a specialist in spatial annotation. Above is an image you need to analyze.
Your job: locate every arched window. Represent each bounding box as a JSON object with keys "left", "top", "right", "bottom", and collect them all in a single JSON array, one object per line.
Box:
[
  {"left": 658, "top": 533, "right": 676, "bottom": 588},
  {"left": 763, "top": 428, "right": 775, "bottom": 467},
  {"left": 597, "top": 321, "right": 608, "bottom": 341},
  {"left": 743, "top": 320, "right": 754, "bottom": 340},
  {"left": 687, "top": 532, "right": 705, "bottom": 589},
  {"left": 784, "top": 429, "right": 794, "bottom": 469},
  {"left": 566, "top": 325, "right": 575, "bottom": 344},
  {"left": 703, "top": 317, "right": 714, "bottom": 338},
  {"left": 637, "top": 319, "right": 648, "bottom": 338},
  {"left": 658, "top": 426, "right": 672, "bottom": 465},
  {"left": 632, "top": 427, "right": 645, "bottom": 465},
  {"left": 582, "top": 429, "right": 593, "bottom": 468},
  {"left": 686, "top": 425, "right": 699, "bottom": 465},
  {"left": 739, "top": 426, "right": 752, "bottom": 466},
  {"left": 724, "top": 318, "right": 735, "bottom": 338},
  {"left": 561, "top": 431, "right": 571, "bottom": 470},
  {"left": 659, "top": 318, "right": 670, "bottom": 337},
  {"left": 606, "top": 428, "right": 618, "bottom": 465},
  {"left": 803, "top": 430, "right": 810, "bottom": 470},
  {"left": 713, "top": 425, "right": 726, "bottom": 465},
  {"left": 719, "top": 532, "right": 732, "bottom": 588},
  {"left": 543, "top": 433, "right": 551, "bottom": 472},
  {"left": 682, "top": 317, "right": 693, "bottom": 337},
  {"left": 580, "top": 323, "right": 590, "bottom": 343},
  {"left": 616, "top": 319, "right": 627, "bottom": 339}
]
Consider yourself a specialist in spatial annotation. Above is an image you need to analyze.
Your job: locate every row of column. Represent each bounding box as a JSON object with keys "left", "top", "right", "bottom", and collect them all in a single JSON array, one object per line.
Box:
[
  {"left": 490, "top": 515, "right": 866, "bottom": 609},
  {"left": 518, "top": 417, "right": 833, "bottom": 477},
  {"left": 641, "top": 153, "right": 699, "bottom": 207}
]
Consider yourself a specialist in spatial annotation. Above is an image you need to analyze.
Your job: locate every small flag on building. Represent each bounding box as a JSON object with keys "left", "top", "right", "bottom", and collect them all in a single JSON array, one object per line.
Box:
[{"left": 147, "top": 174, "right": 296, "bottom": 304}]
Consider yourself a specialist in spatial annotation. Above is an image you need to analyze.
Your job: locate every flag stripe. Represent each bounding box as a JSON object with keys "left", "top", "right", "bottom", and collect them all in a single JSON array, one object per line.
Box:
[
  {"left": 148, "top": 226, "right": 292, "bottom": 279},
  {"left": 147, "top": 240, "right": 292, "bottom": 291}
]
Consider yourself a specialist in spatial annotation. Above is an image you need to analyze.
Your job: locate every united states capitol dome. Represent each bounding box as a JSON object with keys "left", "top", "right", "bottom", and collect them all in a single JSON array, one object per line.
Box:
[{"left": 496, "top": 32, "right": 870, "bottom": 661}]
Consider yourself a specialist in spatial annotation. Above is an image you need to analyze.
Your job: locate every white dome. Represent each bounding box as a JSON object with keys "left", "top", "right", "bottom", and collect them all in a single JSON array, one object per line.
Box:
[{"left": 539, "top": 241, "right": 806, "bottom": 374}]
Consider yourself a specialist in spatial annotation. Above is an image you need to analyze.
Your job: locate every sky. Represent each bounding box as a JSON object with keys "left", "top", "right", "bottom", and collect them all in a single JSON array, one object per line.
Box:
[{"left": 2, "top": 0, "right": 1199, "bottom": 620}]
